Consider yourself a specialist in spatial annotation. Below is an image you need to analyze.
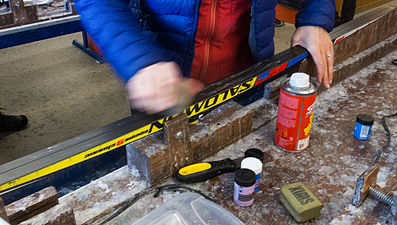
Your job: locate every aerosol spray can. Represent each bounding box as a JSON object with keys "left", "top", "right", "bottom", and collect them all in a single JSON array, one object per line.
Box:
[{"left": 274, "top": 73, "right": 318, "bottom": 152}]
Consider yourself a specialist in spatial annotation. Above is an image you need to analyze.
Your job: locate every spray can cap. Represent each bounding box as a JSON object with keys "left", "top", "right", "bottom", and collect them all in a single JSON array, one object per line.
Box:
[{"left": 290, "top": 73, "right": 310, "bottom": 88}]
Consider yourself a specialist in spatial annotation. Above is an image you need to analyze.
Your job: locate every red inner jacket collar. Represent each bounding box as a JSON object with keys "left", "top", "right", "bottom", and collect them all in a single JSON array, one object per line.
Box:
[{"left": 190, "top": 0, "right": 253, "bottom": 85}]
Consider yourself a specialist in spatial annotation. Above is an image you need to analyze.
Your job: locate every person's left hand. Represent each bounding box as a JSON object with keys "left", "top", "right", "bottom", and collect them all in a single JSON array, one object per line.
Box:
[{"left": 291, "top": 26, "right": 334, "bottom": 88}]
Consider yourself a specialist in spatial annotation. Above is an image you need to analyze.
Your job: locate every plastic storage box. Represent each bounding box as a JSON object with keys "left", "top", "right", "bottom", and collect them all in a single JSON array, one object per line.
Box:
[{"left": 133, "top": 192, "right": 245, "bottom": 225}]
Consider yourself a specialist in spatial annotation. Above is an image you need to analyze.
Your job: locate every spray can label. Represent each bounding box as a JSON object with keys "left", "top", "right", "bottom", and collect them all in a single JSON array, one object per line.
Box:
[{"left": 275, "top": 83, "right": 317, "bottom": 152}]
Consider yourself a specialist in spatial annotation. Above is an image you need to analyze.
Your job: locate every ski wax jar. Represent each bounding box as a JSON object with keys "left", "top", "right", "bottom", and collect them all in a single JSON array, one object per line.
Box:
[
  {"left": 354, "top": 114, "right": 374, "bottom": 140},
  {"left": 234, "top": 169, "right": 256, "bottom": 206},
  {"left": 241, "top": 157, "right": 263, "bottom": 192},
  {"left": 244, "top": 148, "right": 264, "bottom": 162}
]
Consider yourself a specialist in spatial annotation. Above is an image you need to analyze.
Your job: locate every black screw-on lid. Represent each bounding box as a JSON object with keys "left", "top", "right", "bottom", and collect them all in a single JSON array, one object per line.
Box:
[
  {"left": 234, "top": 169, "right": 256, "bottom": 187},
  {"left": 356, "top": 114, "right": 374, "bottom": 126},
  {"left": 244, "top": 148, "right": 264, "bottom": 162}
]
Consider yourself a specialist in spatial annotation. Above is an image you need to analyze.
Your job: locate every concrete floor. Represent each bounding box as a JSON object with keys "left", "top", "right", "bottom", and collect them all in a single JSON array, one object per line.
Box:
[
  {"left": 0, "top": 33, "right": 130, "bottom": 164},
  {"left": 274, "top": 23, "right": 296, "bottom": 54},
  {"left": 0, "top": 24, "right": 295, "bottom": 165}
]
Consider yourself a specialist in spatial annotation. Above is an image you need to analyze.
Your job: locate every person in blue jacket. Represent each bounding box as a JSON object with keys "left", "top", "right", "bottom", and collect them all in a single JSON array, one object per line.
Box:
[{"left": 75, "top": 0, "right": 335, "bottom": 114}]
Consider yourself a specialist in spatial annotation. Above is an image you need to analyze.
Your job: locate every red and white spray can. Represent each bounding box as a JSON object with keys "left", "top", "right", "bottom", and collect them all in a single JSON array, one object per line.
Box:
[{"left": 274, "top": 73, "right": 318, "bottom": 152}]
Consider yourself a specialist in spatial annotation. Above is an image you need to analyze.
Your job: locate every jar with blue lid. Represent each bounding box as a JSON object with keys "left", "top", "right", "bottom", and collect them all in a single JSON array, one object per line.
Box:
[{"left": 354, "top": 114, "right": 374, "bottom": 140}]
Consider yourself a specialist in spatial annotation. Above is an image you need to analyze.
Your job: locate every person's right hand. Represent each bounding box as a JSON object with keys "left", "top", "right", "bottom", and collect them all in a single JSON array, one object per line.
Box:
[
  {"left": 126, "top": 62, "right": 203, "bottom": 114},
  {"left": 291, "top": 26, "right": 334, "bottom": 88}
]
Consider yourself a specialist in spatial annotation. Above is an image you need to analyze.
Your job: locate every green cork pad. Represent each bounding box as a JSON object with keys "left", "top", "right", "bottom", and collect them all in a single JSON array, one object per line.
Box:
[{"left": 280, "top": 182, "right": 323, "bottom": 222}]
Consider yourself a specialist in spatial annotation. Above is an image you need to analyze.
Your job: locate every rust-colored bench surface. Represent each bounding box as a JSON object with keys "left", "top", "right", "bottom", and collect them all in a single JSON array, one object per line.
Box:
[{"left": 109, "top": 50, "right": 397, "bottom": 225}]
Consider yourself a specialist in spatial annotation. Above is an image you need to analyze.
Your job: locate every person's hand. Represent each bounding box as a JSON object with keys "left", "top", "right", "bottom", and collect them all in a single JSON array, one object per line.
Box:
[
  {"left": 126, "top": 62, "right": 204, "bottom": 114},
  {"left": 291, "top": 26, "right": 334, "bottom": 88}
]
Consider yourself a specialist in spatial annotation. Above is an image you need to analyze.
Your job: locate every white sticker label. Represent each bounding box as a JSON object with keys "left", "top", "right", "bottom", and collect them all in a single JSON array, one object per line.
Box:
[
  {"left": 297, "top": 136, "right": 310, "bottom": 150},
  {"left": 360, "top": 126, "right": 370, "bottom": 138}
]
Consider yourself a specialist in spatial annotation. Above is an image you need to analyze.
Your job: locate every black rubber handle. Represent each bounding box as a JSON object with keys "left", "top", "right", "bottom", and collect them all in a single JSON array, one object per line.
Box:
[{"left": 176, "top": 158, "right": 237, "bottom": 183}]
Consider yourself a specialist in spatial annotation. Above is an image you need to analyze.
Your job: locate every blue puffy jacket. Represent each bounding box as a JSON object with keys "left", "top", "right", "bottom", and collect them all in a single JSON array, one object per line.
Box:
[{"left": 75, "top": 0, "right": 334, "bottom": 82}]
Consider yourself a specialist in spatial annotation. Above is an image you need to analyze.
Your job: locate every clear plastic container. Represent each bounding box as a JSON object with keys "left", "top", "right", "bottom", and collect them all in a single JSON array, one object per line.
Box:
[{"left": 133, "top": 192, "right": 245, "bottom": 225}]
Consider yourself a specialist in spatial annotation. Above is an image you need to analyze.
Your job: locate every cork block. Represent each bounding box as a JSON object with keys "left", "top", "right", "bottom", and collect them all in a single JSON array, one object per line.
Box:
[{"left": 280, "top": 182, "right": 323, "bottom": 222}]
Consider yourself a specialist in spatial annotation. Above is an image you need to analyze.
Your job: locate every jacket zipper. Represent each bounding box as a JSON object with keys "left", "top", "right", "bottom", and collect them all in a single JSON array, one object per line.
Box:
[
  {"left": 139, "top": 0, "right": 145, "bottom": 27},
  {"left": 199, "top": 0, "right": 218, "bottom": 82}
]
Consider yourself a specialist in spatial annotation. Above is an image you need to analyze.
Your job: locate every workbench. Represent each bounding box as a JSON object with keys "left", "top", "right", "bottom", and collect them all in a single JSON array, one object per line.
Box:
[
  {"left": 18, "top": 49, "right": 396, "bottom": 225},
  {"left": 104, "top": 50, "right": 397, "bottom": 225}
]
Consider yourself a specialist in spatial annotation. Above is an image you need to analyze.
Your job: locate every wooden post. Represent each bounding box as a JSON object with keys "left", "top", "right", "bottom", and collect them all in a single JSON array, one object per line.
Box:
[
  {"left": 19, "top": 204, "right": 76, "bottom": 225},
  {"left": 5, "top": 186, "right": 58, "bottom": 225},
  {"left": 164, "top": 114, "right": 191, "bottom": 175},
  {"left": 0, "top": 197, "right": 9, "bottom": 223}
]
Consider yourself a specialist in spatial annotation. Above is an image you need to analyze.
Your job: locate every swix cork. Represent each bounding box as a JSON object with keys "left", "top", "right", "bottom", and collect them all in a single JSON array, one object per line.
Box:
[{"left": 274, "top": 73, "right": 318, "bottom": 152}]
